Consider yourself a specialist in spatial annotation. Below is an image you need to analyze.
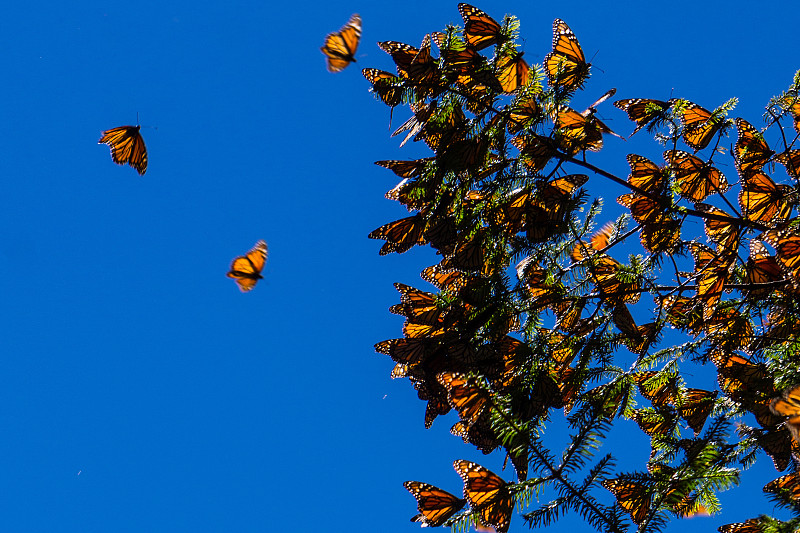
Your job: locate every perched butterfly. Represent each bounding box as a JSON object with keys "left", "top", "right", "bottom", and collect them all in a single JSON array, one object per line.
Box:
[
  {"left": 718, "top": 518, "right": 767, "bottom": 533},
  {"left": 226, "top": 240, "right": 268, "bottom": 292},
  {"left": 694, "top": 203, "right": 738, "bottom": 250},
  {"left": 554, "top": 107, "right": 604, "bottom": 153},
  {"left": 739, "top": 171, "right": 793, "bottom": 225},
  {"left": 734, "top": 118, "right": 774, "bottom": 175},
  {"left": 632, "top": 408, "right": 677, "bottom": 438},
  {"left": 544, "top": 19, "right": 589, "bottom": 90},
  {"left": 362, "top": 68, "right": 404, "bottom": 107},
  {"left": 690, "top": 242, "right": 733, "bottom": 320},
  {"left": 613, "top": 98, "right": 672, "bottom": 135},
  {"left": 453, "top": 460, "right": 513, "bottom": 533},
  {"left": 511, "top": 134, "right": 557, "bottom": 172},
  {"left": 745, "top": 240, "right": 782, "bottom": 294},
  {"left": 626, "top": 154, "right": 665, "bottom": 194},
  {"left": 404, "top": 481, "right": 467, "bottom": 527},
  {"left": 679, "top": 102, "right": 722, "bottom": 151},
  {"left": 763, "top": 472, "right": 800, "bottom": 502},
  {"left": 602, "top": 479, "right": 651, "bottom": 524},
  {"left": 770, "top": 384, "right": 800, "bottom": 441},
  {"left": 496, "top": 49, "right": 530, "bottom": 93},
  {"left": 775, "top": 149, "right": 800, "bottom": 177},
  {"left": 506, "top": 93, "right": 541, "bottom": 134},
  {"left": 676, "top": 388, "right": 717, "bottom": 433},
  {"left": 320, "top": 14, "right": 361, "bottom": 72},
  {"left": 98, "top": 125, "right": 148, "bottom": 175},
  {"left": 764, "top": 228, "right": 800, "bottom": 280},
  {"left": 369, "top": 214, "right": 428, "bottom": 255},
  {"left": 458, "top": 3, "right": 504, "bottom": 50},
  {"left": 665, "top": 150, "right": 728, "bottom": 202}
]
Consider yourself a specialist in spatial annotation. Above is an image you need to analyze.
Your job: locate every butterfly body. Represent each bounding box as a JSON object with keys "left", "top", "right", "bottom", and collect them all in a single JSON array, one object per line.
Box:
[
  {"left": 321, "top": 14, "right": 361, "bottom": 72},
  {"left": 98, "top": 125, "right": 148, "bottom": 175},
  {"left": 227, "top": 240, "right": 268, "bottom": 292}
]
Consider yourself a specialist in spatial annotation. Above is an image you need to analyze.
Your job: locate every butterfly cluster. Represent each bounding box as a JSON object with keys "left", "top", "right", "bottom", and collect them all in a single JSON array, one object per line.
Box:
[{"left": 363, "top": 3, "right": 800, "bottom": 532}]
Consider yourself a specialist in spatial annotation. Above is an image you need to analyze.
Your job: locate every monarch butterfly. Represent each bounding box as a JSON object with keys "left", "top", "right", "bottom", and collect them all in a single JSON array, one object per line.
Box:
[
  {"left": 554, "top": 107, "right": 604, "bottom": 153},
  {"left": 226, "top": 240, "right": 268, "bottom": 292},
  {"left": 510, "top": 134, "right": 557, "bottom": 172},
  {"left": 718, "top": 518, "right": 767, "bottom": 533},
  {"left": 694, "top": 203, "right": 738, "bottom": 250},
  {"left": 495, "top": 49, "right": 529, "bottom": 94},
  {"left": 774, "top": 149, "right": 800, "bottom": 177},
  {"left": 320, "top": 14, "right": 361, "bottom": 72},
  {"left": 763, "top": 472, "right": 800, "bottom": 501},
  {"left": 390, "top": 283, "right": 441, "bottom": 325},
  {"left": 676, "top": 388, "right": 717, "bottom": 433},
  {"left": 632, "top": 409, "right": 677, "bottom": 438},
  {"left": 453, "top": 460, "right": 513, "bottom": 533},
  {"left": 770, "top": 384, "right": 800, "bottom": 441},
  {"left": 437, "top": 373, "right": 490, "bottom": 424},
  {"left": 378, "top": 40, "right": 419, "bottom": 78},
  {"left": 734, "top": 118, "right": 774, "bottom": 175},
  {"left": 458, "top": 3, "right": 504, "bottom": 50},
  {"left": 690, "top": 242, "right": 732, "bottom": 320},
  {"left": 755, "top": 427, "right": 795, "bottom": 471},
  {"left": 617, "top": 194, "right": 666, "bottom": 224},
  {"left": 626, "top": 154, "right": 665, "bottom": 194},
  {"left": 506, "top": 94, "right": 541, "bottom": 134},
  {"left": 544, "top": 19, "right": 589, "bottom": 90},
  {"left": 362, "top": 68, "right": 404, "bottom": 107},
  {"left": 451, "top": 420, "right": 498, "bottom": 453},
  {"left": 379, "top": 36, "right": 439, "bottom": 96},
  {"left": 679, "top": 102, "right": 722, "bottom": 151},
  {"left": 368, "top": 214, "right": 428, "bottom": 255},
  {"left": 763, "top": 228, "right": 800, "bottom": 279},
  {"left": 664, "top": 149, "right": 728, "bottom": 202},
  {"left": 739, "top": 171, "right": 792, "bottom": 225},
  {"left": 745, "top": 240, "right": 782, "bottom": 294},
  {"left": 98, "top": 125, "right": 148, "bottom": 175},
  {"left": 640, "top": 219, "right": 681, "bottom": 254},
  {"left": 375, "top": 337, "right": 435, "bottom": 365},
  {"left": 602, "top": 478, "right": 651, "bottom": 524},
  {"left": 613, "top": 98, "right": 672, "bottom": 135},
  {"left": 633, "top": 370, "right": 678, "bottom": 408},
  {"left": 375, "top": 158, "right": 433, "bottom": 178},
  {"left": 404, "top": 481, "right": 467, "bottom": 527}
]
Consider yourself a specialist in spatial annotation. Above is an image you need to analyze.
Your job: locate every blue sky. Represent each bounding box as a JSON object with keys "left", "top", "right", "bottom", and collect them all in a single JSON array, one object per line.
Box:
[{"left": 0, "top": 1, "right": 798, "bottom": 532}]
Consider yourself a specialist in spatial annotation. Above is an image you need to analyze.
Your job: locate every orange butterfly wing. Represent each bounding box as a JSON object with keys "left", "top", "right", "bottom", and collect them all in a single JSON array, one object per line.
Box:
[
  {"left": 404, "top": 481, "right": 467, "bottom": 527},
  {"left": 454, "top": 460, "right": 513, "bottom": 533},
  {"left": 321, "top": 14, "right": 361, "bottom": 72},
  {"left": 227, "top": 240, "right": 268, "bottom": 292},
  {"left": 98, "top": 125, "right": 148, "bottom": 175},
  {"left": 544, "top": 19, "right": 588, "bottom": 90},
  {"left": 680, "top": 103, "right": 720, "bottom": 151},
  {"left": 458, "top": 3, "right": 503, "bottom": 50}
]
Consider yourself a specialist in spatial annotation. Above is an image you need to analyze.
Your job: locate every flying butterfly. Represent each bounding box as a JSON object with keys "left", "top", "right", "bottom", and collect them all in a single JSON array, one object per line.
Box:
[
  {"left": 98, "top": 125, "right": 148, "bottom": 175},
  {"left": 453, "top": 460, "right": 513, "bottom": 533},
  {"left": 404, "top": 481, "right": 467, "bottom": 527},
  {"left": 614, "top": 98, "right": 672, "bottom": 136},
  {"left": 227, "top": 240, "right": 268, "bottom": 292},
  {"left": 544, "top": 19, "right": 589, "bottom": 90},
  {"left": 320, "top": 14, "right": 361, "bottom": 72}
]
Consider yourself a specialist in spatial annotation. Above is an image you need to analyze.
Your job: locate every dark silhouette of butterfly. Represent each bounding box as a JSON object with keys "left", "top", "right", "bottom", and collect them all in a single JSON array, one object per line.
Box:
[
  {"left": 602, "top": 478, "right": 651, "bottom": 524},
  {"left": 320, "top": 14, "right": 361, "bottom": 72},
  {"left": 362, "top": 68, "right": 404, "bottom": 107},
  {"left": 453, "top": 460, "right": 513, "bottom": 533},
  {"left": 404, "top": 481, "right": 467, "bottom": 527},
  {"left": 227, "top": 240, "right": 268, "bottom": 292},
  {"left": 98, "top": 125, "right": 148, "bottom": 175},
  {"left": 771, "top": 384, "right": 800, "bottom": 441}
]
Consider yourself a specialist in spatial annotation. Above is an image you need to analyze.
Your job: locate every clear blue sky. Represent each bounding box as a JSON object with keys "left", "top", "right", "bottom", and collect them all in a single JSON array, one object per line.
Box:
[{"left": 0, "top": 1, "right": 797, "bottom": 532}]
